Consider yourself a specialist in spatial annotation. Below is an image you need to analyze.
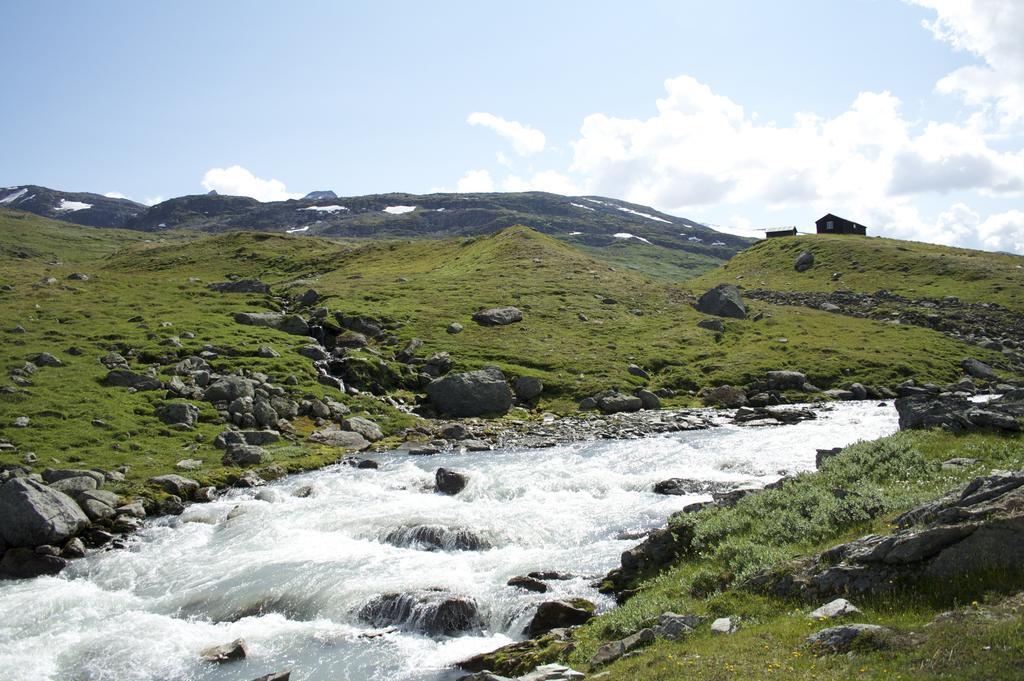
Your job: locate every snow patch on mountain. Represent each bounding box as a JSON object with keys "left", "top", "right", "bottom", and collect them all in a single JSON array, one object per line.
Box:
[
  {"left": 0, "top": 188, "right": 28, "bottom": 204},
  {"left": 613, "top": 232, "right": 652, "bottom": 244},
  {"left": 299, "top": 205, "right": 348, "bottom": 213},
  {"left": 383, "top": 206, "right": 416, "bottom": 215},
  {"left": 55, "top": 199, "right": 92, "bottom": 212}
]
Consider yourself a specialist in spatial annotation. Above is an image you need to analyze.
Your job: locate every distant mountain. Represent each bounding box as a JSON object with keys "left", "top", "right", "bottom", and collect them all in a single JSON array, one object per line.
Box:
[
  {"left": 0, "top": 185, "right": 754, "bottom": 276},
  {"left": 0, "top": 185, "right": 144, "bottom": 228}
]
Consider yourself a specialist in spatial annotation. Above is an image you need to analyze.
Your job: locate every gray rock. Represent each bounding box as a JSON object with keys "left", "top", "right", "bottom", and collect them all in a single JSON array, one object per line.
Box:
[
  {"left": 222, "top": 444, "right": 270, "bottom": 466},
  {"left": 700, "top": 385, "right": 747, "bottom": 408},
  {"left": 200, "top": 638, "right": 248, "bottom": 663},
  {"left": 794, "top": 251, "right": 815, "bottom": 272},
  {"left": 79, "top": 498, "right": 115, "bottom": 522},
  {"left": 426, "top": 367, "right": 513, "bottom": 417},
  {"left": 252, "top": 400, "right": 279, "bottom": 429},
  {"left": 696, "top": 284, "right": 746, "bottom": 319},
  {"left": 697, "top": 318, "right": 724, "bottom": 332},
  {"left": 653, "top": 612, "right": 702, "bottom": 641},
  {"left": 507, "top": 576, "right": 548, "bottom": 592},
  {"left": 518, "top": 665, "right": 584, "bottom": 681},
  {"left": 597, "top": 392, "right": 643, "bottom": 414},
  {"left": 805, "top": 624, "right": 891, "bottom": 654},
  {"left": 526, "top": 600, "right": 595, "bottom": 636},
  {"left": 342, "top": 416, "right": 384, "bottom": 442},
  {"left": 233, "top": 311, "right": 284, "bottom": 328},
  {"left": 513, "top": 375, "right": 544, "bottom": 401},
  {"left": 102, "top": 369, "right": 162, "bottom": 391},
  {"left": 808, "top": 598, "right": 861, "bottom": 620},
  {"left": 359, "top": 592, "right": 482, "bottom": 637},
  {"left": 961, "top": 358, "right": 997, "bottom": 381},
  {"left": 147, "top": 474, "right": 200, "bottom": 498},
  {"left": 176, "top": 458, "right": 203, "bottom": 471},
  {"left": 766, "top": 370, "right": 807, "bottom": 391},
  {"left": 0, "top": 547, "right": 68, "bottom": 579},
  {"left": 436, "top": 468, "right": 468, "bottom": 495},
  {"left": 591, "top": 627, "right": 655, "bottom": 666},
  {"left": 711, "top": 616, "right": 739, "bottom": 634},
  {"left": 12, "top": 416, "right": 29, "bottom": 428},
  {"left": 298, "top": 288, "right": 319, "bottom": 306},
  {"left": 446, "top": 322, "right": 464, "bottom": 334},
  {"left": 472, "top": 307, "right": 523, "bottom": 326},
  {"left": 635, "top": 389, "right": 661, "bottom": 410},
  {"left": 33, "top": 352, "right": 64, "bottom": 367},
  {"left": 440, "top": 423, "right": 472, "bottom": 440},
  {"left": 209, "top": 278, "right": 269, "bottom": 293},
  {"left": 157, "top": 402, "right": 200, "bottom": 427},
  {"left": 627, "top": 364, "right": 650, "bottom": 380},
  {"left": 0, "top": 478, "right": 90, "bottom": 548},
  {"left": 308, "top": 428, "right": 370, "bottom": 450},
  {"left": 250, "top": 673, "right": 290, "bottom": 681},
  {"left": 48, "top": 476, "right": 98, "bottom": 495},
  {"left": 298, "top": 344, "right": 329, "bottom": 361},
  {"left": 257, "top": 345, "right": 281, "bottom": 358},
  {"left": 78, "top": 489, "right": 120, "bottom": 508},
  {"left": 203, "top": 376, "right": 255, "bottom": 403},
  {"left": 42, "top": 469, "right": 105, "bottom": 486}
]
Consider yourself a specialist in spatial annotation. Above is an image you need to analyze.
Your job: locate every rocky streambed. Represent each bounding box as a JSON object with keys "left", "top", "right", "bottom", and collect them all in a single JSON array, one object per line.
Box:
[{"left": 0, "top": 402, "right": 898, "bottom": 681}]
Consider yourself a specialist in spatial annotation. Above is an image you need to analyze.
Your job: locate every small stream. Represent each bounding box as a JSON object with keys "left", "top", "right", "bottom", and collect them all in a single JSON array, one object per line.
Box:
[{"left": 0, "top": 402, "right": 898, "bottom": 681}]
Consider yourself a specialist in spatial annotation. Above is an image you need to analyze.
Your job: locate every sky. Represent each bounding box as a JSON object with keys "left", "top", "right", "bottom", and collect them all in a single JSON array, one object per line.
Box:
[{"left": 1, "top": 0, "right": 1022, "bottom": 253}]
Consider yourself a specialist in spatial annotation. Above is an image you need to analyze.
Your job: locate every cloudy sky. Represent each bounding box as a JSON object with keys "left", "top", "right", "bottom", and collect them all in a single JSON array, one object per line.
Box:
[{"left": 1, "top": 1, "right": 1022, "bottom": 252}]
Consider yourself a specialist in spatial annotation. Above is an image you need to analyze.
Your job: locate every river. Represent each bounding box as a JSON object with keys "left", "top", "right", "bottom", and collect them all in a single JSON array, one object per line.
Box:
[{"left": 0, "top": 401, "right": 898, "bottom": 681}]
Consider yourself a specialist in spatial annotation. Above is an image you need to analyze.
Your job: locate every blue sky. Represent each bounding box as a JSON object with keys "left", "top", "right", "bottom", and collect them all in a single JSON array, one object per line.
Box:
[{"left": 1, "top": 1, "right": 1022, "bottom": 252}]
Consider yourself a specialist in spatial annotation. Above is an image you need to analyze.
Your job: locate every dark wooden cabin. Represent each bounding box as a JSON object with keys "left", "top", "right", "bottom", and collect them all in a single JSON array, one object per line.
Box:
[
  {"left": 765, "top": 227, "right": 797, "bottom": 238},
  {"left": 816, "top": 214, "right": 867, "bottom": 235}
]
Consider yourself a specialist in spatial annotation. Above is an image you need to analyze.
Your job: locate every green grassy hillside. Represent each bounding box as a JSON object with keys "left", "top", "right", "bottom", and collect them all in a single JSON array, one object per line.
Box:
[
  {"left": 0, "top": 210, "right": 1015, "bottom": 497},
  {"left": 692, "top": 234, "right": 1024, "bottom": 312}
]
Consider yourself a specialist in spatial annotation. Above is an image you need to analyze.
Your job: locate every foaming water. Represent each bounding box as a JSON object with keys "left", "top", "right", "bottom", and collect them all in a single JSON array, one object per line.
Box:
[{"left": 0, "top": 402, "right": 897, "bottom": 681}]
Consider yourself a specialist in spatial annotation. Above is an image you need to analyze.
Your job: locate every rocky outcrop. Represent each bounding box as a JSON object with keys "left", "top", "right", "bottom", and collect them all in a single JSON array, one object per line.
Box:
[
  {"left": 209, "top": 279, "right": 270, "bottom": 294},
  {"left": 426, "top": 367, "right": 513, "bottom": 417},
  {"left": 794, "top": 251, "right": 815, "bottom": 272},
  {"left": 895, "top": 393, "right": 1021, "bottom": 433},
  {"left": 699, "top": 385, "right": 747, "bottom": 408},
  {"left": 695, "top": 284, "right": 746, "bottom": 319},
  {"left": 381, "top": 525, "right": 490, "bottom": 552},
  {"left": 748, "top": 469, "right": 1024, "bottom": 600}
]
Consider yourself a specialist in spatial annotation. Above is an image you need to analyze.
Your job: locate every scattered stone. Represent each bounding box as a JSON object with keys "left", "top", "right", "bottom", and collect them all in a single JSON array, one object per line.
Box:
[
  {"left": 699, "top": 385, "right": 747, "bottom": 408},
  {"left": 596, "top": 392, "right": 643, "bottom": 414},
  {"left": 513, "top": 375, "right": 544, "bottom": 401},
  {"left": 33, "top": 352, "right": 64, "bottom": 368},
  {"left": 359, "top": 592, "right": 482, "bottom": 637},
  {"left": 961, "top": 358, "right": 998, "bottom": 381},
  {"left": 627, "top": 364, "right": 650, "bottom": 380},
  {"left": 447, "top": 322, "right": 464, "bottom": 334},
  {"left": 222, "top": 443, "right": 270, "bottom": 466},
  {"left": 209, "top": 279, "right": 269, "bottom": 293},
  {"left": 103, "top": 369, "right": 162, "bottom": 391},
  {"left": 157, "top": 402, "right": 200, "bottom": 428},
  {"left": 12, "top": 416, "right": 29, "bottom": 428},
  {"left": 635, "top": 389, "right": 661, "bottom": 410},
  {"left": 176, "top": 459, "right": 203, "bottom": 471},
  {"left": 308, "top": 428, "right": 371, "bottom": 450},
  {"left": 653, "top": 612, "right": 702, "bottom": 641}
]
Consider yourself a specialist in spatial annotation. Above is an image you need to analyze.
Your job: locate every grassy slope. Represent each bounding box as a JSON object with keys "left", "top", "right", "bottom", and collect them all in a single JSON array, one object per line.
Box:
[
  {"left": 568, "top": 429, "right": 1024, "bottom": 680},
  {"left": 691, "top": 234, "right": 1024, "bottom": 312},
  {"left": 0, "top": 210, "right": 1015, "bottom": 496}
]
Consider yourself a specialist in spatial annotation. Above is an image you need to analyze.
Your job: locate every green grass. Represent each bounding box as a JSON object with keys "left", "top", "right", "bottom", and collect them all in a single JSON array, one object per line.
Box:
[
  {"left": 692, "top": 234, "right": 1024, "bottom": 312},
  {"left": 0, "top": 211, "right": 1016, "bottom": 501},
  {"left": 563, "top": 429, "right": 1024, "bottom": 679}
]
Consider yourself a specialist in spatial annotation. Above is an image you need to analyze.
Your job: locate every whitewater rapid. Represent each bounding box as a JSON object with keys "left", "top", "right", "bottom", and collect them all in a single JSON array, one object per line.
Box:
[{"left": 0, "top": 402, "right": 898, "bottom": 681}]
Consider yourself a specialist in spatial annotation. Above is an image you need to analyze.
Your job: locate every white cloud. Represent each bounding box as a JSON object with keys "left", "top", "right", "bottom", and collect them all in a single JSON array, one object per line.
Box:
[
  {"left": 201, "top": 165, "right": 301, "bottom": 202},
  {"left": 501, "top": 170, "right": 581, "bottom": 195},
  {"left": 910, "top": 0, "right": 1024, "bottom": 126},
  {"left": 456, "top": 169, "right": 495, "bottom": 193},
  {"left": 143, "top": 196, "right": 164, "bottom": 206},
  {"left": 467, "top": 112, "right": 546, "bottom": 156}
]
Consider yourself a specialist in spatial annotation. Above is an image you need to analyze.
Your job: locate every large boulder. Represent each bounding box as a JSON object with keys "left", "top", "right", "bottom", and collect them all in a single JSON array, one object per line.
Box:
[
  {"left": 766, "top": 370, "right": 808, "bottom": 391},
  {"left": 203, "top": 376, "right": 255, "bottom": 403},
  {"left": 0, "top": 478, "right": 90, "bottom": 548},
  {"left": 961, "top": 358, "right": 998, "bottom": 381},
  {"left": 695, "top": 284, "right": 746, "bottom": 319},
  {"left": 157, "top": 402, "right": 200, "bottom": 427},
  {"left": 597, "top": 392, "right": 643, "bottom": 414},
  {"left": 147, "top": 474, "right": 200, "bottom": 498},
  {"left": 342, "top": 416, "right": 384, "bottom": 442},
  {"left": 308, "top": 428, "right": 371, "bottom": 450},
  {"left": 794, "top": 251, "right": 815, "bottom": 272},
  {"left": 472, "top": 307, "right": 523, "bottom": 326},
  {"left": 805, "top": 624, "right": 893, "bottom": 654},
  {"left": 233, "top": 311, "right": 284, "bottom": 328},
  {"left": 102, "top": 369, "right": 162, "bottom": 391},
  {"left": 0, "top": 548, "right": 68, "bottom": 579},
  {"left": 699, "top": 385, "right": 748, "bottom": 408},
  {"left": 513, "top": 376, "right": 544, "bottom": 401},
  {"left": 426, "top": 367, "right": 513, "bottom": 417}
]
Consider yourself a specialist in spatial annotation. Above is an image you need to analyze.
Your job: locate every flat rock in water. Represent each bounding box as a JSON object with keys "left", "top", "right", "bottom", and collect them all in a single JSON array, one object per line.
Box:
[{"left": 200, "top": 638, "right": 248, "bottom": 663}]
